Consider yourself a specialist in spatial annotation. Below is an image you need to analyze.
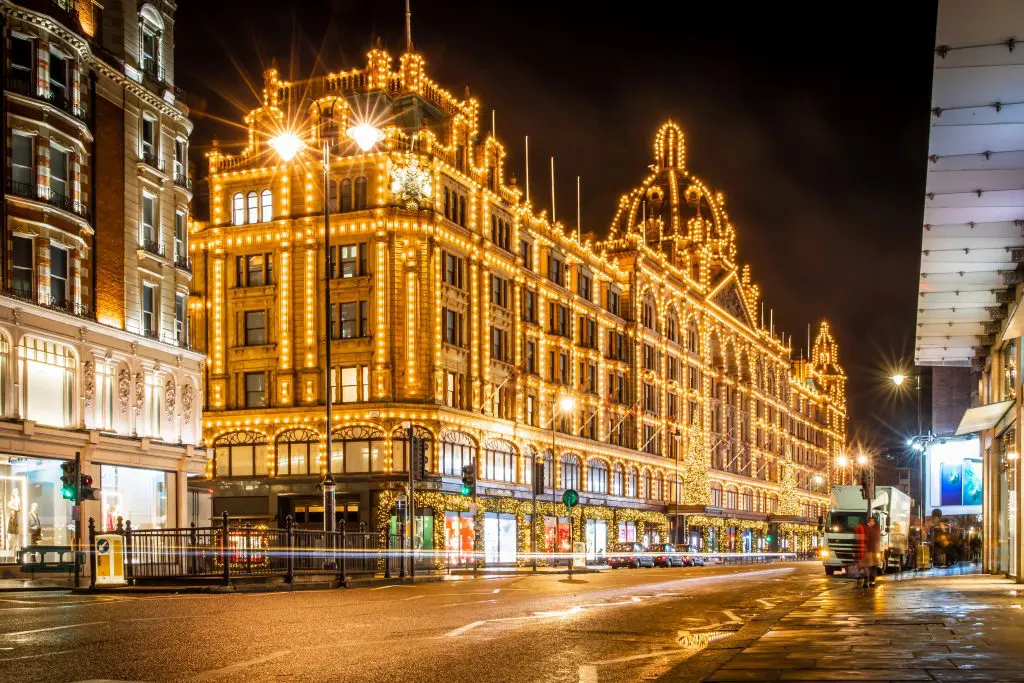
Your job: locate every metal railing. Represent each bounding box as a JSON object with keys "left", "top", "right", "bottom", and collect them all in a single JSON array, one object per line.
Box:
[
  {"left": 141, "top": 58, "right": 163, "bottom": 84},
  {"left": 174, "top": 254, "right": 192, "bottom": 272},
  {"left": 140, "top": 150, "right": 165, "bottom": 172},
  {"left": 88, "top": 513, "right": 386, "bottom": 586},
  {"left": 6, "top": 179, "right": 89, "bottom": 219},
  {"left": 174, "top": 172, "right": 192, "bottom": 190},
  {"left": 140, "top": 239, "right": 165, "bottom": 258},
  {"left": 5, "top": 73, "right": 88, "bottom": 122}
]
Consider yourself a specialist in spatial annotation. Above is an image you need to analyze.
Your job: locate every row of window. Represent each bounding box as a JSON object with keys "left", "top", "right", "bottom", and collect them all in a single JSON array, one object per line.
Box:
[{"left": 240, "top": 365, "right": 370, "bottom": 409}]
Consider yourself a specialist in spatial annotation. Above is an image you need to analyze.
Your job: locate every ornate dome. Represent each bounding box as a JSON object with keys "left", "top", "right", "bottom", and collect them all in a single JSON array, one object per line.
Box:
[{"left": 608, "top": 121, "right": 737, "bottom": 269}]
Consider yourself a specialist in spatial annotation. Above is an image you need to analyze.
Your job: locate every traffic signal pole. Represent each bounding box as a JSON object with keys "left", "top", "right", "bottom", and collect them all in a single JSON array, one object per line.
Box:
[
  {"left": 73, "top": 451, "right": 81, "bottom": 589},
  {"left": 407, "top": 424, "right": 416, "bottom": 580}
]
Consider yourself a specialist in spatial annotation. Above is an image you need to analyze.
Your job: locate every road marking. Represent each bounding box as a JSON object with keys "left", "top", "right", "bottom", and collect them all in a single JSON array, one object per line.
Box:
[
  {"left": 446, "top": 620, "right": 486, "bottom": 637},
  {"left": 4, "top": 621, "right": 106, "bottom": 637},
  {"left": 367, "top": 585, "right": 415, "bottom": 591},
  {"left": 722, "top": 610, "right": 742, "bottom": 622},
  {"left": 441, "top": 599, "right": 497, "bottom": 608},
  {"left": 400, "top": 595, "right": 425, "bottom": 601},
  {"left": 756, "top": 598, "right": 776, "bottom": 608},
  {"left": 0, "top": 648, "right": 78, "bottom": 662},
  {"left": 192, "top": 650, "right": 291, "bottom": 681},
  {"left": 578, "top": 665, "right": 598, "bottom": 683},
  {"left": 492, "top": 588, "right": 501, "bottom": 593}
]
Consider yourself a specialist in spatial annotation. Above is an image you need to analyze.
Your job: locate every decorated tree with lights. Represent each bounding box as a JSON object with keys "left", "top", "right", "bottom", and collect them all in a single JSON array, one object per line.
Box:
[
  {"left": 777, "top": 461, "right": 801, "bottom": 516},
  {"left": 681, "top": 431, "right": 711, "bottom": 506}
]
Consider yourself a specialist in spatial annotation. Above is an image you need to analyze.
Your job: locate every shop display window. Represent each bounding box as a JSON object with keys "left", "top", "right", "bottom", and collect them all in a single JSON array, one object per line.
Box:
[
  {"left": 445, "top": 511, "right": 474, "bottom": 566},
  {"left": 484, "top": 512, "right": 516, "bottom": 564},
  {"left": 544, "top": 515, "right": 571, "bottom": 554},
  {"left": 100, "top": 465, "right": 171, "bottom": 531},
  {"left": 0, "top": 455, "right": 71, "bottom": 563}
]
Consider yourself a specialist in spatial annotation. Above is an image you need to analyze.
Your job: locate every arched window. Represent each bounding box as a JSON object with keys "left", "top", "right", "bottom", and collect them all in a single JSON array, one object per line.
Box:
[
  {"left": 246, "top": 191, "right": 258, "bottom": 224},
  {"left": 213, "top": 431, "right": 268, "bottom": 478},
  {"left": 0, "top": 333, "right": 9, "bottom": 415},
  {"left": 139, "top": 5, "right": 164, "bottom": 79},
  {"left": 653, "top": 472, "right": 664, "bottom": 500},
  {"left": 641, "top": 470, "right": 652, "bottom": 498},
  {"left": 440, "top": 430, "right": 476, "bottom": 476},
  {"left": 666, "top": 315, "right": 677, "bottom": 343},
  {"left": 260, "top": 189, "right": 272, "bottom": 222},
  {"left": 626, "top": 467, "right": 638, "bottom": 497},
  {"left": 481, "top": 439, "right": 516, "bottom": 483},
  {"left": 354, "top": 176, "right": 367, "bottom": 209},
  {"left": 560, "top": 454, "right": 580, "bottom": 490},
  {"left": 276, "top": 427, "right": 319, "bottom": 476},
  {"left": 330, "top": 425, "right": 385, "bottom": 473},
  {"left": 740, "top": 489, "right": 753, "bottom": 511},
  {"left": 642, "top": 293, "right": 657, "bottom": 331},
  {"left": 328, "top": 180, "right": 338, "bottom": 210},
  {"left": 770, "top": 494, "right": 779, "bottom": 513},
  {"left": 687, "top": 321, "right": 699, "bottom": 354},
  {"left": 586, "top": 459, "right": 608, "bottom": 494},
  {"left": 232, "top": 192, "right": 244, "bottom": 226},
  {"left": 611, "top": 464, "right": 625, "bottom": 496},
  {"left": 391, "top": 425, "right": 433, "bottom": 474},
  {"left": 710, "top": 482, "right": 723, "bottom": 507},
  {"left": 725, "top": 487, "right": 738, "bottom": 509},
  {"left": 340, "top": 178, "right": 352, "bottom": 212},
  {"left": 19, "top": 337, "right": 75, "bottom": 427}
]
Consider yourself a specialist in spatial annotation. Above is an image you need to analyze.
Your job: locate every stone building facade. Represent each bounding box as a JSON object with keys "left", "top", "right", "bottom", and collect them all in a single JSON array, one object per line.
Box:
[
  {"left": 0, "top": 0, "right": 202, "bottom": 566},
  {"left": 190, "top": 45, "right": 845, "bottom": 563}
]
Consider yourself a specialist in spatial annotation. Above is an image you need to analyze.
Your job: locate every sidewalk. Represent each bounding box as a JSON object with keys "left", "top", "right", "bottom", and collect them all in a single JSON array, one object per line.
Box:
[
  {"left": 697, "top": 564, "right": 1024, "bottom": 682},
  {"left": 0, "top": 577, "right": 73, "bottom": 592}
]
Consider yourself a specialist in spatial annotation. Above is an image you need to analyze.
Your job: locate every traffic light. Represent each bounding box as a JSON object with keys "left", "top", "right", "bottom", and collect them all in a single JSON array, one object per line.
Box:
[
  {"left": 460, "top": 464, "right": 476, "bottom": 497},
  {"left": 414, "top": 438, "right": 428, "bottom": 479},
  {"left": 765, "top": 534, "right": 774, "bottom": 544},
  {"left": 60, "top": 461, "right": 77, "bottom": 500},
  {"left": 80, "top": 473, "right": 99, "bottom": 501}
]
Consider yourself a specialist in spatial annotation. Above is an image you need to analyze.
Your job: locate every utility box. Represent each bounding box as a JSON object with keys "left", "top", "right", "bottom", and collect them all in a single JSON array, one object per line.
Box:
[{"left": 94, "top": 534, "right": 126, "bottom": 586}]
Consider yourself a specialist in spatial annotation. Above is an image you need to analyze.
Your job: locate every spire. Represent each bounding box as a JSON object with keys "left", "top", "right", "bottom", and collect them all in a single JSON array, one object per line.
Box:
[{"left": 405, "top": 0, "right": 414, "bottom": 52}]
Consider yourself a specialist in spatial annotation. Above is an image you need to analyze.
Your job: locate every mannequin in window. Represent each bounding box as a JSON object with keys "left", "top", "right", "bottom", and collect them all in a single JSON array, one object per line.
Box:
[
  {"left": 28, "top": 502, "right": 42, "bottom": 545},
  {"left": 6, "top": 489, "right": 21, "bottom": 550}
]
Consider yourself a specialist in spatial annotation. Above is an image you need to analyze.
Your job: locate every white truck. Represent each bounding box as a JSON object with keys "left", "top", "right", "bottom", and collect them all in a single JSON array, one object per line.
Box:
[{"left": 821, "top": 485, "right": 912, "bottom": 576}]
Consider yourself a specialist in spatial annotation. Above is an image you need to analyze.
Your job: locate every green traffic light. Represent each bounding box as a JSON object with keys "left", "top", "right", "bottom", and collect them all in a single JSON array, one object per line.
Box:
[
  {"left": 765, "top": 535, "right": 774, "bottom": 543},
  {"left": 460, "top": 485, "right": 471, "bottom": 496},
  {"left": 61, "top": 485, "right": 75, "bottom": 500}
]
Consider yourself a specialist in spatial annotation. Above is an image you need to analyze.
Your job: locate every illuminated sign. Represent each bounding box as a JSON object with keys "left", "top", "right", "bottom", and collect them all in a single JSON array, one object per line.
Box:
[{"left": 926, "top": 437, "right": 982, "bottom": 516}]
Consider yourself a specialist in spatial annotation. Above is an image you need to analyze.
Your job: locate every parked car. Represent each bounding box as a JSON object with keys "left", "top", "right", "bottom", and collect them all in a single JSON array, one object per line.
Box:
[
  {"left": 690, "top": 554, "right": 706, "bottom": 567},
  {"left": 602, "top": 542, "right": 655, "bottom": 568},
  {"left": 648, "top": 543, "right": 685, "bottom": 567}
]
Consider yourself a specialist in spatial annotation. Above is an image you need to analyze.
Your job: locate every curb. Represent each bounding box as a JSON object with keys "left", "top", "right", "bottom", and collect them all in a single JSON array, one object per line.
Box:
[{"left": 72, "top": 573, "right": 452, "bottom": 595}]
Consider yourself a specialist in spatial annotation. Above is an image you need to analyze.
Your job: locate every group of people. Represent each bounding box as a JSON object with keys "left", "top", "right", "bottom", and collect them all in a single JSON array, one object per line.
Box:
[{"left": 854, "top": 516, "right": 882, "bottom": 589}]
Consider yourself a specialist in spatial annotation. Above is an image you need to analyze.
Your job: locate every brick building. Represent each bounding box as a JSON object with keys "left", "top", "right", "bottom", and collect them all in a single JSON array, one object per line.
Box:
[{"left": 0, "top": 0, "right": 203, "bottom": 566}]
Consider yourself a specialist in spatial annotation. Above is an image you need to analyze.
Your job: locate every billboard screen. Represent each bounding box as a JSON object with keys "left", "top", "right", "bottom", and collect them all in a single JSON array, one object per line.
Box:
[{"left": 926, "top": 437, "right": 982, "bottom": 516}]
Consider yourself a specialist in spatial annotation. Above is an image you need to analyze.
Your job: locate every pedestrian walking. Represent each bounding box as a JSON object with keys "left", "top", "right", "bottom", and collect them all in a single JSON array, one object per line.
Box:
[
  {"left": 854, "top": 519, "right": 868, "bottom": 589},
  {"left": 865, "top": 517, "right": 881, "bottom": 587}
]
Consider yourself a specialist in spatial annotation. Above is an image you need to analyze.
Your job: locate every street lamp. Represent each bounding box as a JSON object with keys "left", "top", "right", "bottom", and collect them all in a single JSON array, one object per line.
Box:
[
  {"left": 890, "top": 373, "right": 906, "bottom": 387},
  {"left": 346, "top": 121, "right": 384, "bottom": 152}
]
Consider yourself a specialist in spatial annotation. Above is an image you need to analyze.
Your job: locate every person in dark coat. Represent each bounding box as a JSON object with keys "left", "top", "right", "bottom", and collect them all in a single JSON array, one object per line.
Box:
[
  {"left": 854, "top": 520, "right": 868, "bottom": 589},
  {"left": 865, "top": 517, "right": 882, "bottom": 587}
]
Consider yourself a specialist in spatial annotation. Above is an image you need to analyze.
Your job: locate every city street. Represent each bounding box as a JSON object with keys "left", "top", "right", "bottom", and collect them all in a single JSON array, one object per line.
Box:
[{"left": 0, "top": 562, "right": 825, "bottom": 682}]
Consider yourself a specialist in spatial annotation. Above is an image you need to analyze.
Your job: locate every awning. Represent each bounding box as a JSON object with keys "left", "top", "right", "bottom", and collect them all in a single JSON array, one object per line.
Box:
[
  {"left": 955, "top": 400, "right": 1016, "bottom": 435},
  {"left": 1002, "top": 299, "right": 1024, "bottom": 342}
]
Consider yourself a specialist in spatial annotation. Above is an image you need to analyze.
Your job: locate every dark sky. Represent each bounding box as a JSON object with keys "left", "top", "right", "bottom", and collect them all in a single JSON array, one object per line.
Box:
[{"left": 176, "top": 1, "right": 938, "bottom": 449}]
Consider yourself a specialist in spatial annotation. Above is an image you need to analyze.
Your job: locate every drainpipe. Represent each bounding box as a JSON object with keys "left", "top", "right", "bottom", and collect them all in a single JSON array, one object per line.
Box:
[{"left": 89, "top": 70, "right": 97, "bottom": 310}]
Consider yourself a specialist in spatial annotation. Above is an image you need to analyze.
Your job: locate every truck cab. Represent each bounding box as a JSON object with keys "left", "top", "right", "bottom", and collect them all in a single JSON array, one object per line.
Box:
[{"left": 822, "top": 485, "right": 912, "bottom": 576}]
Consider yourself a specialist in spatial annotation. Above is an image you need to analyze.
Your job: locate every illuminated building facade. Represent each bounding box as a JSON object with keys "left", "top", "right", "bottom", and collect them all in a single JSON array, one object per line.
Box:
[
  {"left": 0, "top": 0, "right": 202, "bottom": 566},
  {"left": 191, "top": 44, "right": 845, "bottom": 561}
]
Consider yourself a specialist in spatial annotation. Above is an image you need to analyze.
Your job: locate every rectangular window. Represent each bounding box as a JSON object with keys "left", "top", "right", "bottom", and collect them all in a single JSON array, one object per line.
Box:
[
  {"left": 519, "top": 240, "right": 533, "bottom": 270},
  {"left": 48, "top": 51, "right": 68, "bottom": 105},
  {"left": 49, "top": 245, "right": 68, "bottom": 304},
  {"left": 336, "top": 301, "right": 367, "bottom": 339},
  {"left": 142, "top": 25, "right": 159, "bottom": 76},
  {"left": 443, "top": 252, "right": 463, "bottom": 288},
  {"left": 142, "top": 283, "right": 156, "bottom": 335},
  {"left": 96, "top": 363, "right": 114, "bottom": 431},
  {"left": 12, "top": 236, "right": 33, "bottom": 298},
  {"left": 443, "top": 308, "right": 462, "bottom": 346},
  {"left": 174, "top": 211, "right": 187, "bottom": 262},
  {"left": 244, "top": 372, "right": 266, "bottom": 408},
  {"left": 339, "top": 367, "right": 360, "bottom": 403},
  {"left": 11, "top": 132, "right": 33, "bottom": 188},
  {"left": 141, "top": 193, "right": 157, "bottom": 246},
  {"left": 523, "top": 290, "right": 537, "bottom": 323},
  {"left": 335, "top": 244, "right": 363, "bottom": 278},
  {"left": 49, "top": 146, "right": 68, "bottom": 200},
  {"left": 10, "top": 35, "right": 32, "bottom": 81},
  {"left": 607, "top": 290, "right": 620, "bottom": 316},
  {"left": 238, "top": 254, "right": 271, "bottom": 287},
  {"left": 141, "top": 115, "right": 156, "bottom": 161},
  {"left": 490, "top": 326, "right": 505, "bottom": 361},
  {"left": 244, "top": 310, "right": 266, "bottom": 346},
  {"left": 526, "top": 394, "right": 536, "bottom": 426},
  {"left": 549, "top": 253, "right": 563, "bottom": 285},
  {"left": 579, "top": 273, "right": 591, "bottom": 300},
  {"left": 525, "top": 340, "right": 536, "bottom": 374},
  {"left": 175, "top": 293, "right": 187, "bottom": 344},
  {"left": 174, "top": 138, "right": 186, "bottom": 179}
]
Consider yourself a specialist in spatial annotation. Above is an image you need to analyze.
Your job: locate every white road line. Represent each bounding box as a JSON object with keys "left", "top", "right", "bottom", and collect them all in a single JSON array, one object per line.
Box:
[
  {"left": 578, "top": 664, "right": 598, "bottom": 683},
  {"left": 446, "top": 620, "right": 486, "bottom": 637},
  {"left": 400, "top": 595, "right": 425, "bottom": 601},
  {"left": 191, "top": 650, "right": 291, "bottom": 681},
  {"left": 367, "top": 585, "right": 415, "bottom": 591},
  {"left": 756, "top": 598, "right": 776, "bottom": 608},
  {"left": 722, "top": 610, "right": 742, "bottom": 622},
  {"left": 441, "top": 599, "right": 497, "bottom": 608},
  {"left": 0, "top": 648, "right": 78, "bottom": 662},
  {"left": 4, "top": 622, "right": 106, "bottom": 637}
]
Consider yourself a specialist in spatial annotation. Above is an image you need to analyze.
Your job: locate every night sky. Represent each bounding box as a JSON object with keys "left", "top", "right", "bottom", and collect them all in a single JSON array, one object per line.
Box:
[{"left": 176, "top": 1, "right": 938, "bottom": 450}]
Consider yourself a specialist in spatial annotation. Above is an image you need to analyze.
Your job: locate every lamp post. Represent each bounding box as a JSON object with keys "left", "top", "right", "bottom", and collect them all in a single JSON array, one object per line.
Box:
[
  {"left": 546, "top": 394, "right": 576, "bottom": 567},
  {"left": 268, "top": 116, "right": 382, "bottom": 536},
  {"left": 891, "top": 371, "right": 927, "bottom": 524}
]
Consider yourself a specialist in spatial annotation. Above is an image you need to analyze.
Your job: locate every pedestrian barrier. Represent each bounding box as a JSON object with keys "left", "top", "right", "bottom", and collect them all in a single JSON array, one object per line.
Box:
[{"left": 87, "top": 513, "right": 384, "bottom": 587}]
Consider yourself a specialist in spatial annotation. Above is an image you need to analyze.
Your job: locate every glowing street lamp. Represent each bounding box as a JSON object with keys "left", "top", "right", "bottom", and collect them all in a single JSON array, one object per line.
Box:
[
  {"left": 347, "top": 122, "right": 384, "bottom": 152},
  {"left": 268, "top": 132, "right": 304, "bottom": 162},
  {"left": 856, "top": 453, "right": 869, "bottom": 466},
  {"left": 890, "top": 373, "right": 906, "bottom": 387},
  {"left": 837, "top": 454, "right": 849, "bottom": 468},
  {"left": 558, "top": 395, "right": 577, "bottom": 414}
]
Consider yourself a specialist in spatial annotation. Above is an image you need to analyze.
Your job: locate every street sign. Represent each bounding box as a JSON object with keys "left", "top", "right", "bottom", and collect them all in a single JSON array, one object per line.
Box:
[
  {"left": 94, "top": 534, "right": 126, "bottom": 586},
  {"left": 562, "top": 489, "right": 579, "bottom": 509}
]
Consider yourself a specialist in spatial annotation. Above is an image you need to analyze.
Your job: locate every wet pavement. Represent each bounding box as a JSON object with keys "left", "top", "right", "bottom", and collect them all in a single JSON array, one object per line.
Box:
[{"left": 688, "top": 563, "right": 1024, "bottom": 682}]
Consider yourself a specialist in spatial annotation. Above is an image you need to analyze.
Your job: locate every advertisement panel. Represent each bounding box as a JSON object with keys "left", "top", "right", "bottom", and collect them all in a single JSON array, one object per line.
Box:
[{"left": 927, "top": 437, "right": 982, "bottom": 516}]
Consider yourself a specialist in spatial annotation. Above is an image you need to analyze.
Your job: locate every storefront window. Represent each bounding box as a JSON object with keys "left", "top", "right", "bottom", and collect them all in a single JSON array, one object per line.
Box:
[
  {"left": 330, "top": 426, "right": 385, "bottom": 473},
  {"left": 544, "top": 516, "right": 571, "bottom": 556},
  {"left": 484, "top": 512, "right": 516, "bottom": 564},
  {"left": 445, "top": 511, "right": 474, "bottom": 566},
  {"left": 585, "top": 518, "right": 607, "bottom": 561},
  {"left": 213, "top": 431, "right": 269, "bottom": 478},
  {"left": 19, "top": 337, "right": 75, "bottom": 427},
  {"left": 0, "top": 456, "right": 71, "bottom": 562},
  {"left": 481, "top": 441, "right": 516, "bottom": 483},
  {"left": 275, "top": 428, "right": 319, "bottom": 476},
  {"left": 618, "top": 520, "right": 636, "bottom": 542},
  {"left": 440, "top": 432, "right": 476, "bottom": 476},
  {"left": 100, "top": 465, "right": 171, "bottom": 531},
  {"left": 391, "top": 426, "right": 432, "bottom": 474}
]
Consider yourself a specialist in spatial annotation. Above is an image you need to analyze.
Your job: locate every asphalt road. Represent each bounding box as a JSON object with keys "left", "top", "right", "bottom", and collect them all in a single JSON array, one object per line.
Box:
[{"left": 0, "top": 561, "right": 827, "bottom": 683}]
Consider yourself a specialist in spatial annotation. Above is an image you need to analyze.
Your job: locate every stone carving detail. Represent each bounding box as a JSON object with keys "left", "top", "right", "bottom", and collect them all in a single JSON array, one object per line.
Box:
[
  {"left": 181, "top": 384, "right": 194, "bottom": 425},
  {"left": 82, "top": 361, "right": 95, "bottom": 409},
  {"left": 710, "top": 282, "right": 752, "bottom": 327},
  {"left": 134, "top": 372, "right": 145, "bottom": 409},
  {"left": 118, "top": 368, "right": 131, "bottom": 415},
  {"left": 165, "top": 377, "right": 176, "bottom": 417}
]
